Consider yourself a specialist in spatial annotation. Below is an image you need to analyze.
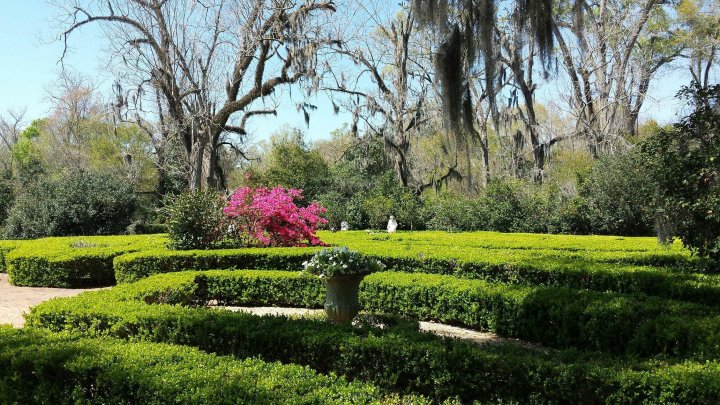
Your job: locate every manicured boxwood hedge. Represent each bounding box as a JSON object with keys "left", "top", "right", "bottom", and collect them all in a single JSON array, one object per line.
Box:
[
  {"left": 109, "top": 246, "right": 720, "bottom": 306},
  {"left": 5, "top": 235, "right": 166, "bottom": 287},
  {"left": 6, "top": 231, "right": 720, "bottom": 307},
  {"left": 0, "top": 327, "right": 418, "bottom": 404},
  {"left": 113, "top": 247, "right": 316, "bottom": 283},
  {"left": 360, "top": 272, "right": 720, "bottom": 358},
  {"left": 320, "top": 230, "right": 682, "bottom": 252},
  {"left": 28, "top": 270, "right": 720, "bottom": 360},
  {"left": 0, "top": 240, "right": 24, "bottom": 273},
  {"left": 320, "top": 231, "right": 696, "bottom": 267},
  {"left": 26, "top": 272, "right": 720, "bottom": 403}
]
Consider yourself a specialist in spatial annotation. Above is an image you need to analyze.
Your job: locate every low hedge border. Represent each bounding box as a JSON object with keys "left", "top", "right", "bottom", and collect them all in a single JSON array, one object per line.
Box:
[
  {"left": 0, "top": 326, "right": 421, "bottom": 404},
  {"left": 0, "top": 240, "right": 22, "bottom": 273},
  {"left": 29, "top": 270, "right": 720, "bottom": 360},
  {"left": 26, "top": 271, "right": 720, "bottom": 403},
  {"left": 113, "top": 247, "right": 317, "bottom": 284},
  {"left": 319, "top": 231, "right": 697, "bottom": 267},
  {"left": 6, "top": 232, "right": 719, "bottom": 308},
  {"left": 319, "top": 230, "right": 688, "bottom": 254},
  {"left": 112, "top": 247, "right": 720, "bottom": 307},
  {"left": 5, "top": 235, "right": 166, "bottom": 287}
]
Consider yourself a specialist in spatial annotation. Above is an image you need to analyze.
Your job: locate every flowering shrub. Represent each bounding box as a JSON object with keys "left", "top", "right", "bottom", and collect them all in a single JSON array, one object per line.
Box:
[
  {"left": 224, "top": 187, "right": 327, "bottom": 247},
  {"left": 303, "top": 247, "right": 385, "bottom": 278}
]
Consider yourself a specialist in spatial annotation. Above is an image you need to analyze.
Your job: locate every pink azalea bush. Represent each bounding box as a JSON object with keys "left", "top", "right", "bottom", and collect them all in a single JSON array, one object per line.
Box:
[{"left": 224, "top": 186, "right": 327, "bottom": 247}]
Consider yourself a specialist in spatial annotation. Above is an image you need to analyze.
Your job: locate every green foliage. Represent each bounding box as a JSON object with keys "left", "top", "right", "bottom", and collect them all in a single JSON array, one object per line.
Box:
[
  {"left": 0, "top": 240, "right": 23, "bottom": 273},
  {"left": 4, "top": 170, "right": 138, "bottom": 239},
  {"left": 0, "top": 327, "right": 405, "bottom": 404},
  {"left": 0, "top": 177, "right": 13, "bottom": 227},
  {"left": 8, "top": 231, "right": 719, "bottom": 307},
  {"left": 361, "top": 271, "right": 720, "bottom": 358},
  {"left": 315, "top": 133, "right": 392, "bottom": 230},
  {"left": 27, "top": 269, "right": 720, "bottom": 360},
  {"left": 550, "top": 195, "right": 594, "bottom": 234},
  {"left": 361, "top": 172, "right": 422, "bottom": 230},
  {"left": 10, "top": 119, "right": 45, "bottom": 184},
  {"left": 577, "top": 151, "right": 656, "bottom": 236},
  {"left": 26, "top": 270, "right": 720, "bottom": 403},
  {"left": 421, "top": 193, "right": 483, "bottom": 232},
  {"left": 421, "top": 172, "right": 657, "bottom": 236},
  {"left": 481, "top": 179, "right": 555, "bottom": 233},
  {"left": 642, "top": 83, "right": 720, "bottom": 260},
  {"left": 5, "top": 235, "right": 166, "bottom": 287},
  {"left": 114, "top": 247, "right": 315, "bottom": 284},
  {"left": 166, "top": 191, "right": 227, "bottom": 250},
  {"left": 250, "top": 129, "right": 330, "bottom": 202}
]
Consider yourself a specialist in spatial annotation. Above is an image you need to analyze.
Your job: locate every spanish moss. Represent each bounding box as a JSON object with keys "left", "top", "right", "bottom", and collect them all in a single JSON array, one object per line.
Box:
[{"left": 413, "top": 0, "right": 559, "bottom": 133}]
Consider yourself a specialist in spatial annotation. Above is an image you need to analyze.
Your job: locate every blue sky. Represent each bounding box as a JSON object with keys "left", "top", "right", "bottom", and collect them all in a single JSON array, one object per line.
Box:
[
  {"left": 0, "top": 2, "right": 349, "bottom": 142},
  {"left": 0, "top": 2, "right": 692, "bottom": 143}
]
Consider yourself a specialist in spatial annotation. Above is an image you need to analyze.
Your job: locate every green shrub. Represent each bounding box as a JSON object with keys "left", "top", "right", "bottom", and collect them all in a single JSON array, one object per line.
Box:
[
  {"left": 642, "top": 83, "right": 720, "bottom": 260},
  {"left": 7, "top": 230, "right": 717, "bottom": 306},
  {"left": 0, "top": 327, "right": 413, "bottom": 404},
  {"left": 421, "top": 193, "right": 484, "bottom": 232},
  {"left": 5, "top": 231, "right": 717, "bottom": 308},
  {"left": 360, "top": 271, "right": 720, "bottom": 358},
  {"left": 26, "top": 272, "right": 720, "bottom": 403},
  {"left": 114, "top": 247, "right": 316, "bottom": 283},
  {"left": 4, "top": 170, "right": 138, "bottom": 239},
  {"left": 6, "top": 235, "right": 166, "bottom": 287},
  {"left": 362, "top": 173, "right": 423, "bottom": 230},
  {"left": 549, "top": 195, "right": 594, "bottom": 234},
  {"left": 578, "top": 152, "right": 656, "bottom": 236},
  {"left": 29, "top": 270, "right": 720, "bottom": 360},
  {"left": 0, "top": 177, "right": 13, "bottom": 227},
  {"left": 132, "top": 222, "right": 168, "bottom": 234},
  {"left": 0, "top": 240, "right": 22, "bottom": 272},
  {"left": 166, "top": 191, "right": 227, "bottom": 250}
]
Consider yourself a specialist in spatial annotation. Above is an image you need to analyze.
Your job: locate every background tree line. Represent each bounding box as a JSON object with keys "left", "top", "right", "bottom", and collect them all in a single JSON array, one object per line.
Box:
[{"left": 0, "top": 0, "right": 718, "bottom": 257}]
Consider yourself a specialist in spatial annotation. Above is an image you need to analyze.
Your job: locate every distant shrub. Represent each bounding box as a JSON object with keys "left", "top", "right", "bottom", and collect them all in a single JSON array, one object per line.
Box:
[
  {"left": 578, "top": 152, "right": 655, "bottom": 236},
  {"left": 549, "top": 195, "right": 594, "bottom": 234},
  {"left": 166, "top": 191, "right": 226, "bottom": 250},
  {"left": 4, "top": 170, "right": 137, "bottom": 239},
  {"left": 642, "top": 83, "right": 720, "bottom": 260},
  {"left": 0, "top": 178, "right": 13, "bottom": 227},
  {"left": 422, "top": 193, "right": 483, "bottom": 232}
]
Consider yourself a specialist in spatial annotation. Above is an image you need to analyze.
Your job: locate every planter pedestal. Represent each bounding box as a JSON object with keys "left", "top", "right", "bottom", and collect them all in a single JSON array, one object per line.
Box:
[{"left": 323, "top": 274, "right": 366, "bottom": 324}]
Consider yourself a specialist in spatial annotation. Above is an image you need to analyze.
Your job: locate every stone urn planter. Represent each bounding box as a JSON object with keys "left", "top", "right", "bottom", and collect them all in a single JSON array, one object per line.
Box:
[
  {"left": 302, "top": 247, "right": 385, "bottom": 325},
  {"left": 323, "top": 273, "right": 368, "bottom": 324}
]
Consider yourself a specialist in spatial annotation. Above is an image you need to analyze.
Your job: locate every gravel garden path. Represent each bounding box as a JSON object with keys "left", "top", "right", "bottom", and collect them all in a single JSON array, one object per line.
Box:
[
  {"left": 219, "top": 306, "right": 539, "bottom": 348},
  {"left": 0, "top": 274, "right": 101, "bottom": 327}
]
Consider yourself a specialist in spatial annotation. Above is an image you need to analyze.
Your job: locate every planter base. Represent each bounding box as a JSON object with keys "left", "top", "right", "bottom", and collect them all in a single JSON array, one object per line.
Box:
[{"left": 323, "top": 274, "right": 366, "bottom": 324}]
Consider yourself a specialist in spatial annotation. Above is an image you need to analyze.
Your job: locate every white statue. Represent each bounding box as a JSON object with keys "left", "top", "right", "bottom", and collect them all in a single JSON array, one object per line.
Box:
[
  {"left": 387, "top": 215, "right": 398, "bottom": 233},
  {"left": 340, "top": 221, "right": 350, "bottom": 231}
]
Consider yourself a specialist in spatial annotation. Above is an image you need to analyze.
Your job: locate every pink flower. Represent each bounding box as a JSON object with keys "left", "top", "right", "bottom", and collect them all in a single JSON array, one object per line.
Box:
[{"left": 224, "top": 186, "right": 327, "bottom": 247}]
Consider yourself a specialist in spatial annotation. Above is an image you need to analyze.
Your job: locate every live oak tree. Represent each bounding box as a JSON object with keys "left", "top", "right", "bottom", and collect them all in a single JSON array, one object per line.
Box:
[
  {"left": 0, "top": 109, "right": 25, "bottom": 174},
  {"left": 327, "top": 5, "right": 469, "bottom": 193},
  {"left": 411, "top": 0, "right": 555, "bottom": 143},
  {"left": 677, "top": 0, "right": 720, "bottom": 89},
  {"left": 553, "top": 0, "right": 683, "bottom": 156},
  {"left": 326, "top": 7, "right": 430, "bottom": 190},
  {"left": 56, "top": 0, "right": 340, "bottom": 191}
]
